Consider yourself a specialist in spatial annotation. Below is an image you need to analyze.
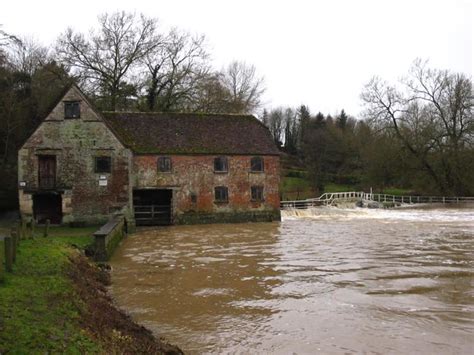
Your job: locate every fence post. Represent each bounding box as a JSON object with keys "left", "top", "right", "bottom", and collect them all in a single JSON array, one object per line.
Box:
[
  {"left": 43, "top": 219, "right": 50, "bottom": 238},
  {"left": 31, "top": 218, "right": 36, "bottom": 238},
  {"left": 10, "top": 228, "right": 18, "bottom": 263},
  {"left": 0, "top": 237, "right": 4, "bottom": 282},
  {"left": 16, "top": 222, "right": 21, "bottom": 246},
  {"left": 4, "top": 236, "right": 13, "bottom": 272},
  {"left": 21, "top": 218, "right": 27, "bottom": 240}
]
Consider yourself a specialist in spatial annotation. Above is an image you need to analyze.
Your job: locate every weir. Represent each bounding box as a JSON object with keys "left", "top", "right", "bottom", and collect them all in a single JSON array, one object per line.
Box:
[{"left": 280, "top": 191, "right": 474, "bottom": 209}]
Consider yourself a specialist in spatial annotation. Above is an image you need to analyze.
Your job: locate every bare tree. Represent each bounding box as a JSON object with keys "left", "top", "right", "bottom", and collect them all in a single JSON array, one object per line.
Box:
[
  {"left": 219, "top": 61, "right": 265, "bottom": 114},
  {"left": 0, "top": 25, "right": 20, "bottom": 47},
  {"left": 264, "top": 107, "right": 284, "bottom": 146},
  {"left": 7, "top": 37, "right": 49, "bottom": 75},
  {"left": 56, "top": 11, "right": 159, "bottom": 110},
  {"left": 361, "top": 59, "right": 473, "bottom": 194},
  {"left": 144, "top": 28, "right": 210, "bottom": 111}
]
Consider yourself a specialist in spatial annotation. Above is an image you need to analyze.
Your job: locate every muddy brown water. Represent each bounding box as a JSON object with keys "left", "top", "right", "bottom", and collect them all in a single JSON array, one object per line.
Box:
[{"left": 109, "top": 206, "right": 474, "bottom": 354}]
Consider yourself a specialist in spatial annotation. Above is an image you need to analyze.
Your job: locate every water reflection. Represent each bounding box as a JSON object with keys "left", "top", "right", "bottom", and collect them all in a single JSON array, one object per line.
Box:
[{"left": 110, "top": 207, "right": 474, "bottom": 354}]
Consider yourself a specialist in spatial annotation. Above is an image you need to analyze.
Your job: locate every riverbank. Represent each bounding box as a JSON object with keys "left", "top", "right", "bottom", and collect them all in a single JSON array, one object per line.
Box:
[{"left": 0, "top": 225, "right": 182, "bottom": 354}]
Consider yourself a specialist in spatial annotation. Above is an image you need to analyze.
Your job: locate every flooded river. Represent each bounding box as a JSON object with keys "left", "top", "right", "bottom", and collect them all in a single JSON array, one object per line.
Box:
[{"left": 109, "top": 206, "right": 474, "bottom": 354}]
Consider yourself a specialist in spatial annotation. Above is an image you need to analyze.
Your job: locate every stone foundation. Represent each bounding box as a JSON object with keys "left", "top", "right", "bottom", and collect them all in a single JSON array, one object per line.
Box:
[{"left": 174, "top": 210, "right": 281, "bottom": 225}]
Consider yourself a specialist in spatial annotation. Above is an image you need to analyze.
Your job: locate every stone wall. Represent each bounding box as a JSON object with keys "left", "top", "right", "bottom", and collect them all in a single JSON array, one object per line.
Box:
[
  {"left": 18, "top": 86, "right": 133, "bottom": 225},
  {"left": 133, "top": 154, "right": 281, "bottom": 222}
]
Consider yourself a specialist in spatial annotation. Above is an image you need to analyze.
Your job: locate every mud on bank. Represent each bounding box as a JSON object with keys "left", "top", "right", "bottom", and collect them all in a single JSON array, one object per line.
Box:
[
  {"left": 68, "top": 252, "right": 183, "bottom": 354},
  {"left": 0, "top": 233, "right": 183, "bottom": 354}
]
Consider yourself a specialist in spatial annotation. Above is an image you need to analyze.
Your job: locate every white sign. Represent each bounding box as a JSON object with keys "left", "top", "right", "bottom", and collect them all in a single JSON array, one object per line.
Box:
[
  {"left": 19, "top": 181, "right": 26, "bottom": 187},
  {"left": 99, "top": 175, "right": 107, "bottom": 180},
  {"left": 99, "top": 180, "right": 108, "bottom": 186}
]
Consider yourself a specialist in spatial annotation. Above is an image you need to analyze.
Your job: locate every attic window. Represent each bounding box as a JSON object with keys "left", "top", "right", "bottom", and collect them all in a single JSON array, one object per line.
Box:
[
  {"left": 214, "top": 156, "right": 228, "bottom": 173},
  {"left": 95, "top": 156, "right": 111, "bottom": 173},
  {"left": 158, "top": 157, "right": 172, "bottom": 172},
  {"left": 64, "top": 101, "right": 80, "bottom": 119},
  {"left": 250, "top": 157, "right": 264, "bottom": 172}
]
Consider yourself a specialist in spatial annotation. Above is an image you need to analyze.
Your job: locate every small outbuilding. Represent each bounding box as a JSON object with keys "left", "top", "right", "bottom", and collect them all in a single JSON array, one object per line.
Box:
[{"left": 18, "top": 84, "right": 281, "bottom": 226}]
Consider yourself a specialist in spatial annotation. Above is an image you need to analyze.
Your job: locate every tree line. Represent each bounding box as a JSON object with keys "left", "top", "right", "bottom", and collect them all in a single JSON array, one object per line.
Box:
[{"left": 265, "top": 59, "right": 473, "bottom": 196}]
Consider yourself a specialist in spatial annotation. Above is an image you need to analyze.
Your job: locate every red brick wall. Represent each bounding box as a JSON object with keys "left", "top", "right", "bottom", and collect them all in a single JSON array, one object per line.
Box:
[{"left": 132, "top": 155, "right": 280, "bottom": 216}]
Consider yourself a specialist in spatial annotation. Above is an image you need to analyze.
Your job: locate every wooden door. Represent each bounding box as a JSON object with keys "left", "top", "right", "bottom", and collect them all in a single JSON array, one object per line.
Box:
[{"left": 38, "top": 155, "right": 56, "bottom": 189}]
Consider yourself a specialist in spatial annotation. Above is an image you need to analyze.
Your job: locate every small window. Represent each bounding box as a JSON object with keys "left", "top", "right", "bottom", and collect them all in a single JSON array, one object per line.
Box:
[
  {"left": 214, "top": 186, "right": 229, "bottom": 203},
  {"left": 251, "top": 186, "right": 264, "bottom": 202},
  {"left": 64, "top": 101, "right": 80, "bottom": 119},
  {"left": 250, "top": 157, "right": 264, "bottom": 172},
  {"left": 190, "top": 193, "right": 197, "bottom": 204},
  {"left": 158, "top": 157, "right": 172, "bottom": 172},
  {"left": 214, "top": 156, "right": 228, "bottom": 173},
  {"left": 95, "top": 156, "right": 111, "bottom": 173}
]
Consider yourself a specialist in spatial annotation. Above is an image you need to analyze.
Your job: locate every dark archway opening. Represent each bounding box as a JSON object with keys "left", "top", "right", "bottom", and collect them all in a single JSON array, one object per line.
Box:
[
  {"left": 133, "top": 189, "right": 173, "bottom": 226},
  {"left": 33, "top": 192, "right": 62, "bottom": 224}
]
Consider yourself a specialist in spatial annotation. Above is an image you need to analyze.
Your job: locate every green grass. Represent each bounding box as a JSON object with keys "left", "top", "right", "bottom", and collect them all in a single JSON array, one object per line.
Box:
[
  {"left": 379, "top": 188, "right": 413, "bottom": 196},
  {"left": 280, "top": 176, "right": 315, "bottom": 200},
  {"left": 0, "top": 227, "right": 101, "bottom": 354}
]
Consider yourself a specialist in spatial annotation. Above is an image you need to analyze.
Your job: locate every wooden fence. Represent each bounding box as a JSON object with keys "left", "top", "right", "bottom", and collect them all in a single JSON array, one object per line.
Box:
[{"left": 0, "top": 218, "right": 49, "bottom": 283}]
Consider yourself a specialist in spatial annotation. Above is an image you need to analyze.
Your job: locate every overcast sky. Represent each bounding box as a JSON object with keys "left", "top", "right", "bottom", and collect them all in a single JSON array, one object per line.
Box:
[{"left": 1, "top": 0, "right": 472, "bottom": 116}]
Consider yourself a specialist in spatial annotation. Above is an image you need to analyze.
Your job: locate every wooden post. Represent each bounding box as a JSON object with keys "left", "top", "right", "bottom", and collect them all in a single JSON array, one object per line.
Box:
[
  {"left": 0, "top": 237, "right": 5, "bottom": 282},
  {"left": 43, "top": 219, "right": 50, "bottom": 237},
  {"left": 30, "top": 218, "right": 35, "bottom": 239},
  {"left": 10, "top": 228, "right": 17, "bottom": 263},
  {"left": 16, "top": 223, "right": 21, "bottom": 246},
  {"left": 4, "top": 236, "right": 13, "bottom": 272},
  {"left": 21, "top": 218, "right": 27, "bottom": 240}
]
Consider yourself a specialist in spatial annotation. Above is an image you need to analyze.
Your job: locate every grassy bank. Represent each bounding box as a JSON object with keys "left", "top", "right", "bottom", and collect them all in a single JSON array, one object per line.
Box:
[{"left": 0, "top": 226, "right": 182, "bottom": 354}]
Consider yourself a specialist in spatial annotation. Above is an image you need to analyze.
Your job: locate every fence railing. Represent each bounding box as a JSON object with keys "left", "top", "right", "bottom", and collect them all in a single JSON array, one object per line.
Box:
[{"left": 280, "top": 191, "right": 474, "bottom": 209}]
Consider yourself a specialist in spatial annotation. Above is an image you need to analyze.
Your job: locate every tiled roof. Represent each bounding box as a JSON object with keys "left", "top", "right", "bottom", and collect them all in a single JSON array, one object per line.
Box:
[{"left": 102, "top": 112, "right": 280, "bottom": 155}]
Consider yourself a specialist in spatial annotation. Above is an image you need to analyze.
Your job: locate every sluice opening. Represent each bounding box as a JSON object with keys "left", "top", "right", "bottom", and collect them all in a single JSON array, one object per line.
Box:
[{"left": 133, "top": 189, "right": 172, "bottom": 226}]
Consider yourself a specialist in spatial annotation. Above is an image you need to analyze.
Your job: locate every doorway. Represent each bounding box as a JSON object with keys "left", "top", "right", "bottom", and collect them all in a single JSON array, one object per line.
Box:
[
  {"left": 33, "top": 193, "right": 62, "bottom": 224},
  {"left": 133, "top": 189, "right": 173, "bottom": 226},
  {"left": 38, "top": 155, "right": 56, "bottom": 189}
]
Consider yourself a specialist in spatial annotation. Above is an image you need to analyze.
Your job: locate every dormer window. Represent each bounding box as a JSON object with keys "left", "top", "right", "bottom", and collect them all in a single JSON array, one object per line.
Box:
[{"left": 64, "top": 101, "right": 80, "bottom": 119}]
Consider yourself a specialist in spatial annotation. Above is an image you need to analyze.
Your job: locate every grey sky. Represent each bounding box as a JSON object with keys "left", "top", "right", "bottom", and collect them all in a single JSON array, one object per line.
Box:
[{"left": 1, "top": 0, "right": 472, "bottom": 116}]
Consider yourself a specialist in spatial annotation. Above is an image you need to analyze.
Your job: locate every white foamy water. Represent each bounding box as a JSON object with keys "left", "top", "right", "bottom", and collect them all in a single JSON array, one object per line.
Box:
[{"left": 283, "top": 204, "right": 474, "bottom": 224}]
